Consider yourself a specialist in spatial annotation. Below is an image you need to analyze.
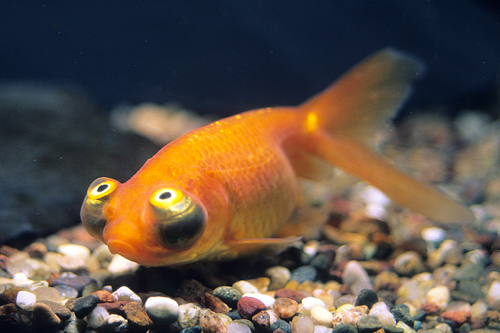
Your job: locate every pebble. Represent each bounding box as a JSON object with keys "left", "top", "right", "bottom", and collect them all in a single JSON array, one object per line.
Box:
[
  {"left": 107, "top": 255, "right": 139, "bottom": 275},
  {"left": 37, "top": 300, "right": 72, "bottom": 320},
  {"left": 252, "top": 310, "right": 271, "bottom": 331},
  {"left": 32, "top": 302, "right": 62, "bottom": 328},
  {"left": 180, "top": 326, "right": 203, "bottom": 333},
  {"left": 32, "top": 286, "right": 63, "bottom": 302},
  {"left": 124, "top": 301, "right": 150, "bottom": 331},
  {"left": 87, "top": 305, "right": 110, "bottom": 328},
  {"left": 145, "top": 296, "right": 179, "bottom": 325},
  {"left": 391, "top": 305, "right": 414, "bottom": 328},
  {"left": 104, "top": 313, "right": 129, "bottom": 332},
  {"left": 233, "top": 280, "right": 260, "bottom": 295},
  {"left": 73, "top": 294, "right": 100, "bottom": 318},
  {"left": 53, "top": 284, "right": 79, "bottom": 300},
  {"left": 426, "top": 285, "right": 450, "bottom": 310},
  {"left": 237, "top": 296, "right": 267, "bottom": 319},
  {"left": 243, "top": 292, "right": 276, "bottom": 308},
  {"left": 310, "top": 305, "right": 333, "bottom": 327},
  {"left": 265, "top": 266, "right": 291, "bottom": 290},
  {"left": 356, "top": 315, "right": 383, "bottom": 333},
  {"left": 199, "top": 308, "right": 228, "bottom": 333},
  {"left": 291, "top": 265, "right": 318, "bottom": 283},
  {"left": 113, "top": 285, "right": 142, "bottom": 304},
  {"left": 275, "top": 288, "right": 308, "bottom": 303},
  {"left": 354, "top": 289, "right": 379, "bottom": 309},
  {"left": 178, "top": 303, "right": 202, "bottom": 329},
  {"left": 271, "top": 319, "right": 292, "bottom": 333},
  {"left": 16, "top": 290, "right": 36, "bottom": 310},
  {"left": 342, "top": 260, "right": 372, "bottom": 294},
  {"left": 486, "top": 281, "right": 500, "bottom": 307},
  {"left": 369, "top": 301, "right": 396, "bottom": 326},
  {"left": 394, "top": 251, "right": 426, "bottom": 276},
  {"left": 301, "top": 297, "right": 326, "bottom": 314},
  {"left": 213, "top": 286, "right": 243, "bottom": 308},
  {"left": 331, "top": 323, "right": 357, "bottom": 333},
  {"left": 332, "top": 306, "right": 368, "bottom": 327},
  {"left": 227, "top": 321, "right": 252, "bottom": 333},
  {"left": 274, "top": 297, "right": 299, "bottom": 319},
  {"left": 291, "top": 315, "right": 316, "bottom": 332},
  {"left": 49, "top": 275, "right": 97, "bottom": 295}
]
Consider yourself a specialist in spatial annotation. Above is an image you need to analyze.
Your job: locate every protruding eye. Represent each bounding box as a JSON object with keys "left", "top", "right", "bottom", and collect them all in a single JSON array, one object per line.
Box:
[
  {"left": 81, "top": 177, "right": 120, "bottom": 241},
  {"left": 150, "top": 188, "right": 206, "bottom": 248}
]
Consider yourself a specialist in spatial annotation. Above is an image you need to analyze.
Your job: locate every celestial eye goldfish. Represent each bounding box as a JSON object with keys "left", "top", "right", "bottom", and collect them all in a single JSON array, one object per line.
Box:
[{"left": 81, "top": 48, "right": 475, "bottom": 266}]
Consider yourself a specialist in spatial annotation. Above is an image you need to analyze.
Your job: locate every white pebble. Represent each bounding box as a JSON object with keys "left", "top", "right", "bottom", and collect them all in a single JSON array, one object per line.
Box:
[
  {"left": 145, "top": 296, "right": 179, "bottom": 324},
  {"left": 310, "top": 305, "right": 333, "bottom": 327},
  {"left": 396, "top": 320, "right": 416, "bottom": 333},
  {"left": 177, "top": 303, "right": 202, "bottom": 329},
  {"left": 104, "top": 314, "right": 128, "bottom": 332},
  {"left": 227, "top": 321, "right": 252, "bottom": 333},
  {"left": 369, "top": 302, "right": 396, "bottom": 326},
  {"left": 16, "top": 290, "right": 36, "bottom": 310},
  {"left": 342, "top": 260, "right": 372, "bottom": 295},
  {"left": 301, "top": 297, "right": 326, "bottom": 315},
  {"left": 12, "top": 273, "right": 36, "bottom": 286},
  {"left": 242, "top": 293, "right": 275, "bottom": 307},
  {"left": 426, "top": 285, "right": 450, "bottom": 310},
  {"left": 57, "top": 244, "right": 91, "bottom": 259},
  {"left": 107, "top": 255, "right": 139, "bottom": 275},
  {"left": 232, "top": 280, "right": 259, "bottom": 294},
  {"left": 487, "top": 280, "right": 500, "bottom": 306},
  {"left": 314, "top": 325, "right": 333, "bottom": 333},
  {"left": 112, "top": 286, "right": 142, "bottom": 304},
  {"left": 435, "top": 323, "right": 452, "bottom": 333},
  {"left": 87, "top": 306, "right": 110, "bottom": 328}
]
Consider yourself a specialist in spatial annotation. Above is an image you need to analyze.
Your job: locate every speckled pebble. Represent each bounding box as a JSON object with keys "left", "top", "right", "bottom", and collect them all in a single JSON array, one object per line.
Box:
[
  {"left": 73, "top": 294, "right": 100, "bottom": 319},
  {"left": 145, "top": 296, "right": 179, "bottom": 325},
  {"left": 124, "top": 300, "right": 151, "bottom": 331},
  {"left": 442, "top": 310, "right": 471, "bottom": 326},
  {"left": 252, "top": 310, "right": 271, "bottom": 331},
  {"left": 274, "top": 288, "right": 308, "bottom": 303},
  {"left": 274, "top": 297, "right": 299, "bottom": 319},
  {"left": 391, "top": 305, "right": 414, "bottom": 328},
  {"left": 178, "top": 303, "right": 202, "bottom": 329},
  {"left": 356, "top": 315, "right": 383, "bottom": 333},
  {"left": 332, "top": 306, "right": 368, "bottom": 328},
  {"left": 213, "top": 286, "right": 243, "bottom": 308},
  {"left": 310, "top": 305, "right": 333, "bottom": 327},
  {"left": 16, "top": 290, "right": 36, "bottom": 310},
  {"left": 331, "top": 323, "right": 357, "bottom": 333},
  {"left": 342, "top": 260, "right": 372, "bottom": 294},
  {"left": 37, "top": 300, "right": 72, "bottom": 321},
  {"left": 87, "top": 305, "right": 110, "bottom": 328},
  {"left": 290, "top": 265, "right": 318, "bottom": 283},
  {"left": 238, "top": 296, "right": 267, "bottom": 319},
  {"left": 199, "top": 308, "right": 228, "bottom": 333}
]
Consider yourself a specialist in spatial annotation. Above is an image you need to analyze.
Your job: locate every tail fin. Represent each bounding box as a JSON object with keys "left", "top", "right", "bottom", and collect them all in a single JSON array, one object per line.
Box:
[{"left": 301, "top": 48, "right": 475, "bottom": 224}]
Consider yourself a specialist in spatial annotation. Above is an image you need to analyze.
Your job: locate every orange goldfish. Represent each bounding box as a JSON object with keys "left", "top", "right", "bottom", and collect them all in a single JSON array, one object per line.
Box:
[{"left": 81, "top": 48, "right": 474, "bottom": 266}]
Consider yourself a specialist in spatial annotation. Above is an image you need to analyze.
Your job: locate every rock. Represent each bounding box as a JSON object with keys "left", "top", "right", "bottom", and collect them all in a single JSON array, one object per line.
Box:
[
  {"left": 274, "top": 297, "right": 299, "bottom": 319},
  {"left": 199, "top": 308, "right": 228, "bottom": 333},
  {"left": 245, "top": 277, "right": 270, "bottom": 293},
  {"left": 73, "top": 294, "right": 100, "bottom": 319},
  {"left": 442, "top": 310, "right": 471, "bottom": 326},
  {"left": 233, "top": 280, "right": 260, "bottom": 295},
  {"left": 24, "top": 242, "right": 48, "bottom": 259},
  {"left": 243, "top": 293, "right": 275, "bottom": 308},
  {"left": 98, "top": 300, "right": 128, "bottom": 315},
  {"left": 265, "top": 266, "right": 291, "bottom": 290},
  {"left": 180, "top": 326, "right": 203, "bottom": 333},
  {"left": 16, "top": 290, "right": 36, "bottom": 310},
  {"left": 391, "top": 305, "right": 414, "bottom": 328},
  {"left": 426, "top": 286, "right": 450, "bottom": 310},
  {"left": 342, "top": 260, "right": 372, "bottom": 294},
  {"left": 310, "top": 305, "right": 333, "bottom": 327},
  {"left": 37, "top": 300, "right": 72, "bottom": 321},
  {"left": 87, "top": 306, "right": 110, "bottom": 328},
  {"left": 227, "top": 321, "right": 252, "bottom": 333},
  {"left": 271, "top": 319, "right": 292, "bottom": 333},
  {"left": 92, "top": 289, "right": 117, "bottom": 303},
  {"left": 49, "top": 275, "right": 97, "bottom": 296},
  {"left": 213, "top": 286, "right": 242, "bottom": 308},
  {"left": 107, "top": 255, "right": 139, "bottom": 275},
  {"left": 103, "top": 313, "right": 128, "bottom": 332},
  {"left": 57, "top": 244, "right": 91, "bottom": 259},
  {"left": 112, "top": 286, "right": 142, "bottom": 304},
  {"left": 291, "top": 315, "right": 315, "bottom": 332},
  {"left": 373, "top": 271, "right": 400, "bottom": 291},
  {"left": 252, "top": 310, "right": 271, "bottom": 331},
  {"left": 274, "top": 288, "right": 308, "bottom": 303},
  {"left": 178, "top": 303, "right": 202, "bottom": 329},
  {"left": 301, "top": 297, "right": 326, "bottom": 314},
  {"left": 486, "top": 281, "right": 500, "bottom": 307},
  {"left": 290, "top": 265, "right": 318, "bottom": 283},
  {"left": 145, "top": 296, "right": 180, "bottom": 325},
  {"left": 233, "top": 319, "right": 255, "bottom": 332},
  {"left": 237, "top": 296, "right": 266, "bottom": 319},
  {"left": 53, "top": 285, "right": 79, "bottom": 300},
  {"left": 369, "top": 302, "right": 396, "bottom": 326},
  {"left": 0, "top": 286, "right": 23, "bottom": 305},
  {"left": 32, "top": 286, "right": 63, "bottom": 303},
  {"left": 124, "top": 301, "right": 151, "bottom": 332},
  {"left": 354, "top": 289, "right": 379, "bottom": 309},
  {"left": 201, "top": 292, "right": 231, "bottom": 314},
  {"left": 176, "top": 279, "right": 212, "bottom": 300},
  {"left": 32, "top": 302, "right": 62, "bottom": 329},
  {"left": 331, "top": 306, "right": 368, "bottom": 328},
  {"left": 393, "top": 251, "right": 425, "bottom": 276},
  {"left": 331, "top": 323, "right": 358, "bottom": 333},
  {"left": 357, "top": 315, "right": 383, "bottom": 333}
]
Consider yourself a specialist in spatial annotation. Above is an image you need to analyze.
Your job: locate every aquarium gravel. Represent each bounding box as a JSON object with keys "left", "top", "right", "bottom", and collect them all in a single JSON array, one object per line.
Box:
[{"left": 1, "top": 111, "right": 500, "bottom": 333}]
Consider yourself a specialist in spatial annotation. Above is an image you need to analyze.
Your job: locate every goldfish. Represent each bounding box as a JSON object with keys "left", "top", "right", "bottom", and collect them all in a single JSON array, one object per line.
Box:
[{"left": 81, "top": 48, "right": 474, "bottom": 266}]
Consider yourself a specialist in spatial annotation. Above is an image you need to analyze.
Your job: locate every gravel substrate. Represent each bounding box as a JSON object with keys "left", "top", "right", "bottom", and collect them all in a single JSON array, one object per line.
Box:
[{"left": 1, "top": 112, "right": 500, "bottom": 333}]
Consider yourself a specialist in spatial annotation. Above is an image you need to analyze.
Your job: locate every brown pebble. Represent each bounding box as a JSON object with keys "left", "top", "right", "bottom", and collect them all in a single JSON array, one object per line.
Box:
[
  {"left": 37, "top": 300, "right": 72, "bottom": 321},
  {"left": 124, "top": 301, "right": 151, "bottom": 332},
  {"left": 252, "top": 310, "right": 271, "bottom": 331},
  {"left": 420, "top": 302, "right": 441, "bottom": 316},
  {"left": 237, "top": 296, "right": 266, "bottom": 319},
  {"left": 99, "top": 300, "right": 129, "bottom": 316},
  {"left": 442, "top": 310, "right": 471, "bottom": 326},
  {"left": 0, "top": 254, "right": 10, "bottom": 270},
  {"left": 0, "top": 245, "right": 19, "bottom": 257},
  {"left": 65, "top": 298, "right": 76, "bottom": 312},
  {"left": 0, "top": 302, "right": 17, "bottom": 315},
  {"left": 274, "top": 288, "right": 308, "bottom": 303},
  {"left": 175, "top": 279, "right": 212, "bottom": 301},
  {"left": 199, "top": 309, "right": 228, "bottom": 333},
  {"left": 274, "top": 298, "right": 299, "bottom": 319},
  {"left": 202, "top": 292, "right": 230, "bottom": 314},
  {"left": 92, "top": 290, "right": 117, "bottom": 303},
  {"left": 24, "top": 242, "right": 48, "bottom": 259},
  {"left": 32, "top": 302, "right": 62, "bottom": 328},
  {"left": 0, "top": 286, "right": 24, "bottom": 305}
]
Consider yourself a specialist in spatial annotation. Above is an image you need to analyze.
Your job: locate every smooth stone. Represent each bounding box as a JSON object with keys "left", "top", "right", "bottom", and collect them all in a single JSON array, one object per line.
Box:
[
  {"left": 227, "top": 321, "right": 252, "bottom": 333},
  {"left": 103, "top": 313, "right": 128, "bottom": 332},
  {"left": 274, "top": 288, "right": 308, "bottom": 303},
  {"left": 369, "top": 301, "right": 396, "bottom": 326},
  {"left": 354, "top": 289, "right": 378, "bottom": 309},
  {"left": 265, "top": 266, "right": 291, "bottom": 290},
  {"left": 53, "top": 284, "right": 79, "bottom": 300},
  {"left": 107, "top": 255, "right": 139, "bottom": 275},
  {"left": 243, "top": 292, "right": 275, "bottom": 308},
  {"left": 487, "top": 281, "right": 500, "bottom": 307},
  {"left": 393, "top": 251, "right": 425, "bottom": 276},
  {"left": 454, "top": 262, "right": 484, "bottom": 280},
  {"left": 32, "top": 302, "right": 62, "bottom": 328},
  {"left": 291, "top": 315, "right": 315, "bottom": 332},
  {"left": 92, "top": 289, "right": 117, "bottom": 303},
  {"left": 271, "top": 319, "right": 292, "bottom": 333},
  {"left": 252, "top": 310, "right": 271, "bottom": 331},
  {"left": 274, "top": 297, "right": 299, "bottom": 319},
  {"left": 57, "top": 244, "right": 91, "bottom": 259},
  {"left": 73, "top": 294, "right": 100, "bottom": 319},
  {"left": 356, "top": 315, "right": 383, "bottom": 333},
  {"left": 391, "top": 305, "right": 414, "bottom": 327},
  {"left": 145, "top": 296, "right": 179, "bottom": 325},
  {"left": 112, "top": 286, "right": 142, "bottom": 304},
  {"left": 212, "top": 286, "right": 242, "bottom": 308},
  {"left": 290, "top": 265, "right": 318, "bottom": 283},
  {"left": 342, "top": 260, "right": 372, "bottom": 294},
  {"left": 426, "top": 285, "right": 450, "bottom": 310},
  {"left": 201, "top": 292, "right": 231, "bottom": 314},
  {"left": 332, "top": 306, "right": 368, "bottom": 327},
  {"left": 37, "top": 300, "right": 72, "bottom": 320},
  {"left": 32, "top": 286, "right": 64, "bottom": 302},
  {"left": 233, "top": 280, "right": 260, "bottom": 294},
  {"left": 301, "top": 297, "right": 326, "bottom": 313},
  {"left": 199, "top": 308, "right": 228, "bottom": 333},
  {"left": 49, "top": 275, "right": 97, "bottom": 295},
  {"left": 87, "top": 306, "right": 110, "bottom": 328},
  {"left": 16, "top": 290, "right": 36, "bottom": 310},
  {"left": 237, "top": 296, "right": 266, "bottom": 319},
  {"left": 310, "top": 305, "right": 333, "bottom": 327},
  {"left": 233, "top": 319, "right": 255, "bottom": 332},
  {"left": 124, "top": 301, "right": 150, "bottom": 331},
  {"left": 396, "top": 321, "right": 416, "bottom": 333},
  {"left": 331, "top": 323, "right": 357, "bottom": 333},
  {"left": 180, "top": 325, "right": 203, "bottom": 333}
]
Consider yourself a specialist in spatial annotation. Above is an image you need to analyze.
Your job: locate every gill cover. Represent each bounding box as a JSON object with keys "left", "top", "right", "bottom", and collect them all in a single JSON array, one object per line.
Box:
[
  {"left": 149, "top": 187, "right": 207, "bottom": 248},
  {"left": 81, "top": 177, "right": 120, "bottom": 241}
]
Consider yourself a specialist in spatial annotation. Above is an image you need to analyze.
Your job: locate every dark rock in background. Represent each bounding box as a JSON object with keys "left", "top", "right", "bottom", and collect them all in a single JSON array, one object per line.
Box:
[{"left": 0, "top": 83, "right": 159, "bottom": 245}]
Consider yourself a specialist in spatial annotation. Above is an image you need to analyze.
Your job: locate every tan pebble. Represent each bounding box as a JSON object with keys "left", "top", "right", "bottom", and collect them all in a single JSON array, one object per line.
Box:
[
  {"left": 426, "top": 285, "right": 450, "bottom": 310},
  {"left": 177, "top": 303, "right": 202, "bottom": 329},
  {"left": 233, "top": 280, "right": 259, "bottom": 294},
  {"left": 291, "top": 315, "right": 315, "bottom": 332},
  {"left": 331, "top": 305, "right": 367, "bottom": 327},
  {"left": 201, "top": 292, "right": 230, "bottom": 314},
  {"left": 310, "top": 305, "right": 333, "bottom": 327},
  {"left": 245, "top": 277, "right": 270, "bottom": 293},
  {"left": 274, "top": 297, "right": 299, "bottom": 319},
  {"left": 312, "top": 289, "right": 334, "bottom": 308},
  {"left": 265, "top": 266, "right": 291, "bottom": 290},
  {"left": 199, "top": 308, "right": 228, "bottom": 333}
]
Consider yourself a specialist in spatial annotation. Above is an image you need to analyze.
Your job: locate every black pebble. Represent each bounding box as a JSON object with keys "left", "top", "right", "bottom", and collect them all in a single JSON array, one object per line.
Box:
[
  {"left": 354, "top": 289, "right": 379, "bottom": 309},
  {"left": 391, "top": 304, "right": 414, "bottom": 328},
  {"left": 180, "top": 326, "right": 203, "bottom": 333},
  {"left": 73, "top": 294, "right": 100, "bottom": 319},
  {"left": 271, "top": 319, "right": 292, "bottom": 333},
  {"left": 332, "top": 323, "right": 357, "bottom": 333},
  {"left": 290, "top": 265, "right": 317, "bottom": 283}
]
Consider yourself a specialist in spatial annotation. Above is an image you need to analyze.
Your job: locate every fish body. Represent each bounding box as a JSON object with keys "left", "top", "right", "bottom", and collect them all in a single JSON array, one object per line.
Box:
[{"left": 81, "top": 49, "right": 474, "bottom": 266}]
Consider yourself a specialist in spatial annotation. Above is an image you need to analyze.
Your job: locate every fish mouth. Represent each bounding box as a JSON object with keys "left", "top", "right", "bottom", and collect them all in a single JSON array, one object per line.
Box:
[{"left": 107, "top": 239, "right": 138, "bottom": 257}]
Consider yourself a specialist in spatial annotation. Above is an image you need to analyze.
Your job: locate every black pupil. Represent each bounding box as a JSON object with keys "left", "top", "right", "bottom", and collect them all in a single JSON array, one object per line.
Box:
[
  {"left": 97, "top": 184, "right": 109, "bottom": 193},
  {"left": 159, "top": 191, "right": 172, "bottom": 200}
]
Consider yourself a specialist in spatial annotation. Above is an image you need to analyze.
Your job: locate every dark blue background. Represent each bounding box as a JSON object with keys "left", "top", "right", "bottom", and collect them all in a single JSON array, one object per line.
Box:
[{"left": 1, "top": 1, "right": 499, "bottom": 116}]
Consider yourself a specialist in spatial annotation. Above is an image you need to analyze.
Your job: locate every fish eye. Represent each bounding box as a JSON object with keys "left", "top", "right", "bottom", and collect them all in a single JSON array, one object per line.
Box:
[
  {"left": 81, "top": 177, "right": 120, "bottom": 241},
  {"left": 150, "top": 188, "right": 206, "bottom": 248}
]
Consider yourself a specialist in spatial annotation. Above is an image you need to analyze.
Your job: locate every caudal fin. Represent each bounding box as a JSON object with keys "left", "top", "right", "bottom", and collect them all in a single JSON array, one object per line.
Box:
[{"left": 300, "top": 48, "right": 475, "bottom": 224}]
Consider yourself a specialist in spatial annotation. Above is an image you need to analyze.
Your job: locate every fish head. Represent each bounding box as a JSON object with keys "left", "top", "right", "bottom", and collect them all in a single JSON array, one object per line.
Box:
[{"left": 80, "top": 176, "right": 219, "bottom": 266}]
